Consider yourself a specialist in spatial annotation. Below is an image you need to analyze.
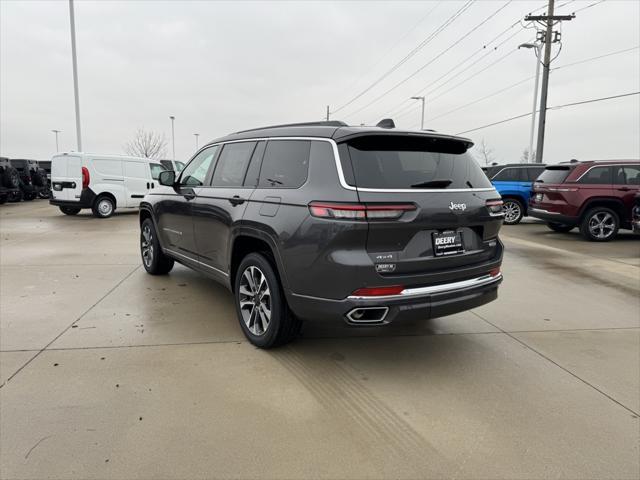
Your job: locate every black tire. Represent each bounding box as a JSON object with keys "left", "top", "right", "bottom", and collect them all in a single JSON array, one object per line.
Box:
[
  {"left": 140, "top": 218, "right": 174, "bottom": 275},
  {"left": 580, "top": 207, "right": 619, "bottom": 242},
  {"left": 92, "top": 195, "right": 115, "bottom": 218},
  {"left": 23, "top": 191, "right": 35, "bottom": 201},
  {"left": 502, "top": 198, "right": 524, "bottom": 225},
  {"left": 546, "top": 222, "right": 574, "bottom": 233},
  {"left": 2, "top": 167, "right": 20, "bottom": 189},
  {"left": 59, "top": 206, "right": 81, "bottom": 215},
  {"left": 0, "top": 195, "right": 7, "bottom": 205},
  {"left": 8, "top": 190, "right": 23, "bottom": 202},
  {"left": 38, "top": 189, "right": 51, "bottom": 199},
  {"left": 234, "top": 252, "right": 301, "bottom": 348}
]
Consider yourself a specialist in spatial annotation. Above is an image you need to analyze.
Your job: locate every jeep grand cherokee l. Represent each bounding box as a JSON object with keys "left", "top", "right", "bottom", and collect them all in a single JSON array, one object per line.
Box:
[
  {"left": 529, "top": 160, "right": 640, "bottom": 241},
  {"left": 139, "top": 121, "right": 504, "bottom": 348}
]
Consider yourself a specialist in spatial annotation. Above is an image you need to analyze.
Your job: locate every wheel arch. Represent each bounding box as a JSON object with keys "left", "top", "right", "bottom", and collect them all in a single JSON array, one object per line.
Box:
[
  {"left": 94, "top": 191, "right": 117, "bottom": 210},
  {"left": 229, "top": 229, "right": 288, "bottom": 293},
  {"left": 579, "top": 198, "right": 625, "bottom": 221},
  {"left": 500, "top": 194, "right": 527, "bottom": 214}
]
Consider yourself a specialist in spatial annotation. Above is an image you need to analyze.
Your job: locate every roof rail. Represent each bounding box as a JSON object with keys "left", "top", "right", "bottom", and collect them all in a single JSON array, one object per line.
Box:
[{"left": 234, "top": 120, "right": 348, "bottom": 134}]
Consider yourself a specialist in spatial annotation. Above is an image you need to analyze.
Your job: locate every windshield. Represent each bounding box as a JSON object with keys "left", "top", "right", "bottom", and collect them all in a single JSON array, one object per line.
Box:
[
  {"left": 345, "top": 135, "right": 492, "bottom": 189},
  {"left": 149, "top": 163, "right": 164, "bottom": 180},
  {"left": 536, "top": 166, "right": 573, "bottom": 184}
]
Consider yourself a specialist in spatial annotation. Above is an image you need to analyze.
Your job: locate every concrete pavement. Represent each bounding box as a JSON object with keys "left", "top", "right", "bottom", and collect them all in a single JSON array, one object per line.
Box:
[{"left": 1, "top": 201, "right": 638, "bottom": 479}]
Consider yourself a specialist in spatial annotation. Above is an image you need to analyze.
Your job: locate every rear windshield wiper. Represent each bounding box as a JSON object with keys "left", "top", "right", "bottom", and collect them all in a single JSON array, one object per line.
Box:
[{"left": 411, "top": 179, "right": 452, "bottom": 188}]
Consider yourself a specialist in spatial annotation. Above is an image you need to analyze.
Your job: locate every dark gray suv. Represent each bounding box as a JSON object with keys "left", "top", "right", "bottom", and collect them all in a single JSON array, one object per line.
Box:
[{"left": 139, "top": 121, "right": 504, "bottom": 348}]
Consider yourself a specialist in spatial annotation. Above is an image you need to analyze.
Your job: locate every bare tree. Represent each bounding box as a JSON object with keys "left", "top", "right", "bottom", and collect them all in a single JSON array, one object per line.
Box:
[
  {"left": 475, "top": 139, "right": 495, "bottom": 166},
  {"left": 521, "top": 147, "right": 536, "bottom": 162},
  {"left": 124, "top": 128, "right": 167, "bottom": 159}
]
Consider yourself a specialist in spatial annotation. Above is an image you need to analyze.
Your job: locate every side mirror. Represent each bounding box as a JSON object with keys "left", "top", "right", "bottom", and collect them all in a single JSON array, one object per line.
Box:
[{"left": 158, "top": 170, "right": 176, "bottom": 186}]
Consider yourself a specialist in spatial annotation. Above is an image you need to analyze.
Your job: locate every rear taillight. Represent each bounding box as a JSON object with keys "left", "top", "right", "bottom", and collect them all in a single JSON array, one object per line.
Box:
[
  {"left": 308, "top": 202, "right": 415, "bottom": 221},
  {"left": 351, "top": 285, "right": 404, "bottom": 297},
  {"left": 486, "top": 199, "right": 503, "bottom": 216},
  {"left": 489, "top": 267, "right": 501, "bottom": 277},
  {"left": 82, "top": 167, "right": 90, "bottom": 189}
]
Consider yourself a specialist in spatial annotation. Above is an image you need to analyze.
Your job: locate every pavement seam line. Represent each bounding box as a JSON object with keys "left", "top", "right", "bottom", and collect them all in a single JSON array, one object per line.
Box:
[
  {"left": 471, "top": 310, "right": 640, "bottom": 417},
  {"left": 1, "top": 265, "right": 142, "bottom": 387},
  {"left": 1, "top": 326, "right": 638, "bottom": 354}
]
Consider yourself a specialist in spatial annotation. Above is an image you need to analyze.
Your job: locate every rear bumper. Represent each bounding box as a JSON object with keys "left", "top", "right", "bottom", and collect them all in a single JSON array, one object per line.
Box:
[
  {"left": 288, "top": 273, "right": 502, "bottom": 324},
  {"left": 528, "top": 207, "right": 578, "bottom": 226},
  {"left": 49, "top": 188, "right": 96, "bottom": 209}
]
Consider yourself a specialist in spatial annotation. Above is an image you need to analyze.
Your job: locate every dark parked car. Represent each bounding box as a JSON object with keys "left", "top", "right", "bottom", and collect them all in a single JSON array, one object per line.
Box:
[
  {"left": 35, "top": 160, "right": 52, "bottom": 198},
  {"left": 9, "top": 159, "right": 49, "bottom": 201},
  {"left": 139, "top": 121, "right": 505, "bottom": 347},
  {"left": 482, "top": 163, "right": 546, "bottom": 224},
  {"left": 529, "top": 160, "right": 640, "bottom": 241},
  {"left": 0, "top": 157, "right": 22, "bottom": 204}
]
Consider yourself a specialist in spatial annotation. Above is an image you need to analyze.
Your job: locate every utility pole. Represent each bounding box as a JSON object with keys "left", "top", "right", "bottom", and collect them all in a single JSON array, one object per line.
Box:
[
  {"left": 194, "top": 133, "right": 199, "bottom": 150},
  {"left": 518, "top": 43, "right": 543, "bottom": 163},
  {"left": 326, "top": 105, "right": 330, "bottom": 121},
  {"left": 525, "top": 0, "right": 574, "bottom": 163},
  {"left": 68, "top": 0, "right": 82, "bottom": 151},
  {"left": 52, "top": 130, "right": 61, "bottom": 152},
  {"left": 169, "top": 116, "right": 175, "bottom": 160},
  {"left": 411, "top": 96, "right": 425, "bottom": 130}
]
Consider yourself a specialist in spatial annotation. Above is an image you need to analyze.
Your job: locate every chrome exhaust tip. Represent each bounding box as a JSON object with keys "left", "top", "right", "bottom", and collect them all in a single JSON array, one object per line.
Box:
[{"left": 346, "top": 307, "right": 389, "bottom": 325}]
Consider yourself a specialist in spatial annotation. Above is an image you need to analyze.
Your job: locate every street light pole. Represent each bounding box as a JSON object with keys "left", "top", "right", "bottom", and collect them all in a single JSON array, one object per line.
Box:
[
  {"left": 410, "top": 96, "right": 425, "bottom": 130},
  {"left": 52, "top": 130, "right": 61, "bottom": 152},
  {"left": 169, "top": 116, "right": 175, "bottom": 160},
  {"left": 519, "top": 43, "right": 543, "bottom": 163},
  {"left": 194, "top": 133, "right": 199, "bottom": 150},
  {"left": 68, "top": 0, "right": 82, "bottom": 151}
]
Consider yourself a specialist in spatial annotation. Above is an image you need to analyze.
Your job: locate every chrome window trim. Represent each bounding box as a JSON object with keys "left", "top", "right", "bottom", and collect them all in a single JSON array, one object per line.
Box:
[
  {"left": 164, "top": 248, "right": 229, "bottom": 277},
  {"left": 347, "top": 273, "right": 502, "bottom": 301},
  {"left": 574, "top": 163, "right": 640, "bottom": 182},
  {"left": 201, "top": 136, "right": 495, "bottom": 194}
]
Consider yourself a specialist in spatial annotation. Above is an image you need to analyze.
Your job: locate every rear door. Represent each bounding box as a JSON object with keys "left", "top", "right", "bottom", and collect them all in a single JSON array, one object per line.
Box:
[
  {"left": 193, "top": 141, "right": 260, "bottom": 273},
  {"left": 51, "top": 155, "right": 82, "bottom": 202},
  {"left": 341, "top": 135, "right": 501, "bottom": 277}
]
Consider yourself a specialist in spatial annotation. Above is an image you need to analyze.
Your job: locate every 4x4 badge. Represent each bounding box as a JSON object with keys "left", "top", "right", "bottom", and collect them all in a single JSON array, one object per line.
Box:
[{"left": 449, "top": 202, "right": 467, "bottom": 211}]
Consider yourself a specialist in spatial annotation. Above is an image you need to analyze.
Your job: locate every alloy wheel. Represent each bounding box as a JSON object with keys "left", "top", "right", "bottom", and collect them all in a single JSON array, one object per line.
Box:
[
  {"left": 141, "top": 225, "right": 154, "bottom": 267},
  {"left": 588, "top": 212, "right": 615, "bottom": 239},
  {"left": 238, "top": 266, "right": 271, "bottom": 336},
  {"left": 503, "top": 201, "right": 521, "bottom": 224}
]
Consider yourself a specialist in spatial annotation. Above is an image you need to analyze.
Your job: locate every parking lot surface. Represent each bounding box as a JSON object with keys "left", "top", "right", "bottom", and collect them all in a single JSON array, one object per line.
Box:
[{"left": 1, "top": 201, "right": 639, "bottom": 479}]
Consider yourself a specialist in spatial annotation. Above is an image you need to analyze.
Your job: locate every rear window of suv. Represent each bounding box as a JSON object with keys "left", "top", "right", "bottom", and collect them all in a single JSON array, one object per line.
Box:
[
  {"left": 535, "top": 166, "right": 573, "bottom": 184},
  {"left": 344, "top": 135, "right": 492, "bottom": 189}
]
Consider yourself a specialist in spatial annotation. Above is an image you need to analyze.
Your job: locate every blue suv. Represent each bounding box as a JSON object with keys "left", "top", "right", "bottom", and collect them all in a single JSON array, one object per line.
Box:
[{"left": 482, "top": 163, "right": 546, "bottom": 224}]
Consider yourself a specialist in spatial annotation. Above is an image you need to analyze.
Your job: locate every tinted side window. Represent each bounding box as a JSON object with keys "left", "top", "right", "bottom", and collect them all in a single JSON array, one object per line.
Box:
[
  {"left": 579, "top": 166, "right": 612, "bottom": 184},
  {"left": 259, "top": 140, "right": 311, "bottom": 188},
  {"left": 212, "top": 142, "right": 256, "bottom": 188},
  {"left": 493, "top": 168, "right": 519, "bottom": 181},
  {"left": 527, "top": 167, "right": 546, "bottom": 182},
  {"left": 180, "top": 146, "right": 218, "bottom": 187},
  {"left": 243, "top": 141, "right": 266, "bottom": 187},
  {"left": 614, "top": 165, "right": 640, "bottom": 185}
]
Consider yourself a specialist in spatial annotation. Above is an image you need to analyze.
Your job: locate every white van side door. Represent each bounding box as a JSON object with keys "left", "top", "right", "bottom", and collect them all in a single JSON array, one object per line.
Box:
[
  {"left": 91, "top": 157, "right": 125, "bottom": 207},
  {"left": 123, "top": 161, "right": 152, "bottom": 207}
]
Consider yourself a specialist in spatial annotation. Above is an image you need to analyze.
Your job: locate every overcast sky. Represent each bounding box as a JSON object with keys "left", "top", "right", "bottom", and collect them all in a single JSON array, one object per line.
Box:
[{"left": 1, "top": 0, "right": 638, "bottom": 164}]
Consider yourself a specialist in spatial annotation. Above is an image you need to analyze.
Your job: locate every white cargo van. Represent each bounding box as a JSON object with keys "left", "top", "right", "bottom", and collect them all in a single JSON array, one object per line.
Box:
[{"left": 50, "top": 153, "right": 166, "bottom": 218}]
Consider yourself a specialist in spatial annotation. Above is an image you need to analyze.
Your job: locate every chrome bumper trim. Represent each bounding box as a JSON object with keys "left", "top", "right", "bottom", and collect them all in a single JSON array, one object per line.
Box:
[{"left": 347, "top": 273, "right": 502, "bottom": 301}]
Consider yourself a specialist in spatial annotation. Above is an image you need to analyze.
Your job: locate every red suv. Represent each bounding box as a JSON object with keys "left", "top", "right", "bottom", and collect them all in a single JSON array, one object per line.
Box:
[{"left": 529, "top": 160, "right": 640, "bottom": 241}]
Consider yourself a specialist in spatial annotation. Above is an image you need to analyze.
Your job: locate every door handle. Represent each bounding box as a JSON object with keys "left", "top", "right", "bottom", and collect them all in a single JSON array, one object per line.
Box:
[
  {"left": 151, "top": 182, "right": 154, "bottom": 189},
  {"left": 146, "top": 182, "right": 150, "bottom": 189},
  {"left": 229, "top": 195, "right": 245, "bottom": 206}
]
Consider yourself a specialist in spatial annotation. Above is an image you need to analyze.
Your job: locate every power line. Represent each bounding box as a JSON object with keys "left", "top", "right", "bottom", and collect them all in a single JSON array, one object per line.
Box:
[
  {"left": 572, "top": 0, "right": 606, "bottom": 14},
  {"left": 455, "top": 91, "right": 640, "bottom": 135},
  {"left": 331, "top": 1, "right": 474, "bottom": 115},
  {"left": 382, "top": 19, "right": 525, "bottom": 119},
  {"left": 424, "top": 44, "right": 639, "bottom": 124},
  {"left": 553, "top": 45, "right": 639, "bottom": 70},
  {"left": 342, "top": 0, "right": 514, "bottom": 120}
]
